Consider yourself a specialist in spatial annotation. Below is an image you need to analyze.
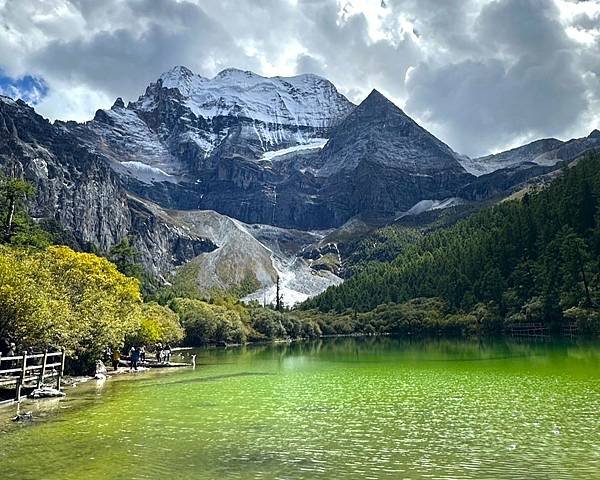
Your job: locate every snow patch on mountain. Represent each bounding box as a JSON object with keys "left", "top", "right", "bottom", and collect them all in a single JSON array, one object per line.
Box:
[
  {"left": 233, "top": 221, "right": 343, "bottom": 306},
  {"left": 242, "top": 255, "right": 343, "bottom": 307},
  {"left": 0, "top": 95, "right": 17, "bottom": 106},
  {"left": 396, "top": 197, "right": 464, "bottom": 219},
  {"left": 117, "top": 161, "right": 177, "bottom": 184},
  {"left": 260, "top": 138, "right": 328, "bottom": 161}
]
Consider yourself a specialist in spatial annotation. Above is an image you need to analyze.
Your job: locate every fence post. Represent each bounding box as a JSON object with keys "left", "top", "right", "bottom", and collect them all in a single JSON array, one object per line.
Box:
[
  {"left": 16, "top": 351, "right": 27, "bottom": 402},
  {"left": 37, "top": 349, "right": 48, "bottom": 388},
  {"left": 56, "top": 348, "right": 66, "bottom": 391}
]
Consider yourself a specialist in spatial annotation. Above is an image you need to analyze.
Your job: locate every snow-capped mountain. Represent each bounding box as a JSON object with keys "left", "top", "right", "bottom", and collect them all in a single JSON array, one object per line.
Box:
[
  {"left": 70, "top": 74, "right": 480, "bottom": 229},
  {"left": 155, "top": 66, "right": 354, "bottom": 131},
  {"left": 2, "top": 67, "right": 599, "bottom": 304},
  {"left": 81, "top": 66, "right": 354, "bottom": 180}
]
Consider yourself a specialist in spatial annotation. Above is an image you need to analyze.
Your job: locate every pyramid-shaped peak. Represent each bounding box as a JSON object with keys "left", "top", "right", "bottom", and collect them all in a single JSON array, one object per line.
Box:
[
  {"left": 355, "top": 88, "right": 408, "bottom": 116},
  {"left": 319, "top": 86, "right": 466, "bottom": 178},
  {"left": 589, "top": 128, "right": 600, "bottom": 139},
  {"left": 365, "top": 88, "right": 388, "bottom": 101}
]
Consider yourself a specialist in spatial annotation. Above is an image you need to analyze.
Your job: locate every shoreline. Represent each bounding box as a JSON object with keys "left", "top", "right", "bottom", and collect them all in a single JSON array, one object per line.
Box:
[{"left": 0, "top": 360, "right": 191, "bottom": 411}]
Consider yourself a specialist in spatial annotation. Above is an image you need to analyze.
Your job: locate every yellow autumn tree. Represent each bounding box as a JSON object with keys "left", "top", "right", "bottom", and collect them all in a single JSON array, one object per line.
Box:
[
  {"left": 128, "top": 302, "right": 184, "bottom": 346},
  {"left": 0, "top": 245, "right": 143, "bottom": 367}
]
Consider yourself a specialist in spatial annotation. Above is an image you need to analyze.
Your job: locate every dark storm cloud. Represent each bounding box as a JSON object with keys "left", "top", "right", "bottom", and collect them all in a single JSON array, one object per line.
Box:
[{"left": 0, "top": 0, "right": 598, "bottom": 156}]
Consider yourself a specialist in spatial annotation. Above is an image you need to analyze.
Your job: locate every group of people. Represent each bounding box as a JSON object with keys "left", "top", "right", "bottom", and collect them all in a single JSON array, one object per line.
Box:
[
  {"left": 104, "top": 344, "right": 173, "bottom": 371},
  {"left": 154, "top": 343, "right": 172, "bottom": 364}
]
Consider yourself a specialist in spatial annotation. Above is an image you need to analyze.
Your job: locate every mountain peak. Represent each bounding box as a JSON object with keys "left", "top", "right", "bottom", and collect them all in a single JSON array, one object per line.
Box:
[
  {"left": 215, "top": 67, "right": 259, "bottom": 79},
  {"left": 589, "top": 129, "right": 600, "bottom": 139},
  {"left": 133, "top": 65, "right": 354, "bottom": 129},
  {"left": 157, "top": 65, "right": 206, "bottom": 95},
  {"left": 111, "top": 97, "right": 125, "bottom": 109},
  {"left": 318, "top": 87, "right": 466, "bottom": 177},
  {"left": 356, "top": 88, "right": 407, "bottom": 116},
  {"left": 160, "top": 65, "right": 194, "bottom": 80},
  {"left": 365, "top": 88, "right": 386, "bottom": 101}
]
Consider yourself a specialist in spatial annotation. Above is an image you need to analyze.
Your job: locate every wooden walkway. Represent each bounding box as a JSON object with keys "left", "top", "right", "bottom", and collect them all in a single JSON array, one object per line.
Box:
[{"left": 0, "top": 349, "right": 66, "bottom": 405}]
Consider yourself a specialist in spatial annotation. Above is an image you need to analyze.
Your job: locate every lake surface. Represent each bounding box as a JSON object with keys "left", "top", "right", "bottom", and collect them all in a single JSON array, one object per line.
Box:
[{"left": 1, "top": 337, "right": 599, "bottom": 479}]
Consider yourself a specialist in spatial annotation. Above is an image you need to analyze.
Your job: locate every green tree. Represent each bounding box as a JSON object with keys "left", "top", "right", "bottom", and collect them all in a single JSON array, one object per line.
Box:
[{"left": 0, "top": 173, "right": 49, "bottom": 246}]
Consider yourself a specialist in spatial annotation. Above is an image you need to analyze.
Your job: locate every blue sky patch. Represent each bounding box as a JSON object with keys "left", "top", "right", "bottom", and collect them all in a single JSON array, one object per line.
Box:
[{"left": 0, "top": 70, "right": 48, "bottom": 105}]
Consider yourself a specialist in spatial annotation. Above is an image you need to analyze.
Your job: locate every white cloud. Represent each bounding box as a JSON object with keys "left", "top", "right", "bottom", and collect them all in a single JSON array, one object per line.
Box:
[{"left": 0, "top": 0, "right": 598, "bottom": 156}]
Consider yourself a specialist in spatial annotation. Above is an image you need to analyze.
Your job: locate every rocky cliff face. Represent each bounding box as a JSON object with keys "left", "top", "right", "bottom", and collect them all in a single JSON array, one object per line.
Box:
[{"left": 0, "top": 95, "right": 215, "bottom": 275}]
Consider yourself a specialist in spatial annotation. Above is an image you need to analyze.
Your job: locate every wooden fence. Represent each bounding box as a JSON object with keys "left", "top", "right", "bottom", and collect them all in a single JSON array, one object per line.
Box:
[{"left": 0, "top": 349, "right": 66, "bottom": 404}]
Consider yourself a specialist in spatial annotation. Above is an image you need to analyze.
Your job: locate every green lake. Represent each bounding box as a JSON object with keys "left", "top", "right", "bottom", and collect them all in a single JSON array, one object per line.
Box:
[{"left": 1, "top": 337, "right": 599, "bottom": 479}]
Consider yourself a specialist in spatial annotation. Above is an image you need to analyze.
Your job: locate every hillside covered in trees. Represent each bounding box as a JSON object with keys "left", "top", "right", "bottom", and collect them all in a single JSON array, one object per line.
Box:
[{"left": 303, "top": 155, "right": 600, "bottom": 336}]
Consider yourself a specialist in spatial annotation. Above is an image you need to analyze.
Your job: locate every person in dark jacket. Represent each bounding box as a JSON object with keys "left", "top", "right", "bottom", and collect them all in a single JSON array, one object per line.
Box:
[{"left": 129, "top": 346, "right": 140, "bottom": 371}]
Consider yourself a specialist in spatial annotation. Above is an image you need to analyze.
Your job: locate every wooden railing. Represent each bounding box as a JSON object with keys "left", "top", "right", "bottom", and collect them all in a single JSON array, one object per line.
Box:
[
  {"left": 0, "top": 349, "right": 66, "bottom": 403},
  {"left": 507, "top": 323, "right": 548, "bottom": 337}
]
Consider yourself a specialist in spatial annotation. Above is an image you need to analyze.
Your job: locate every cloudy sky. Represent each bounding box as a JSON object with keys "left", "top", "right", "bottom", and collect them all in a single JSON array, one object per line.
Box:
[{"left": 0, "top": 0, "right": 599, "bottom": 156}]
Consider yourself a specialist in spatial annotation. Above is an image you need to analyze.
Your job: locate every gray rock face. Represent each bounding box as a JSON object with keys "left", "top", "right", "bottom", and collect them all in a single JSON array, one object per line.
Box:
[
  {"left": 0, "top": 96, "right": 215, "bottom": 274},
  {"left": 317, "top": 90, "right": 467, "bottom": 176},
  {"left": 312, "top": 89, "right": 474, "bottom": 220}
]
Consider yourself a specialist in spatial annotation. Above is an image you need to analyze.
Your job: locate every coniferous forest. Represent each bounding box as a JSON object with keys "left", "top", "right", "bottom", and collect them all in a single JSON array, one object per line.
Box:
[{"left": 303, "top": 155, "right": 600, "bottom": 336}]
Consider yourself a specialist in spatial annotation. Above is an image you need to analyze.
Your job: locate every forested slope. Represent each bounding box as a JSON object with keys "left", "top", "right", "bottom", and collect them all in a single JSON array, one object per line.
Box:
[{"left": 304, "top": 155, "right": 600, "bottom": 333}]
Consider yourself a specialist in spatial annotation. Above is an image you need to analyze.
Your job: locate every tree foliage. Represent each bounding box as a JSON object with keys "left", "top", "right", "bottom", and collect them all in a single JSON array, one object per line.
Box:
[
  {"left": 0, "top": 173, "right": 50, "bottom": 247},
  {"left": 127, "top": 302, "right": 184, "bottom": 347},
  {"left": 0, "top": 245, "right": 143, "bottom": 366}
]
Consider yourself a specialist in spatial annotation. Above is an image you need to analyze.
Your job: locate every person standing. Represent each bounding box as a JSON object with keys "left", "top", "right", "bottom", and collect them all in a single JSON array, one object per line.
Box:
[
  {"left": 6, "top": 343, "right": 16, "bottom": 369},
  {"left": 129, "top": 346, "right": 140, "bottom": 371},
  {"left": 112, "top": 349, "right": 121, "bottom": 370},
  {"left": 139, "top": 345, "right": 146, "bottom": 363},
  {"left": 164, "top": 344, "right": 172, "bottom": 363},
  {"left": 155, "top": 343, "right": 163, "bottom": 363}
]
